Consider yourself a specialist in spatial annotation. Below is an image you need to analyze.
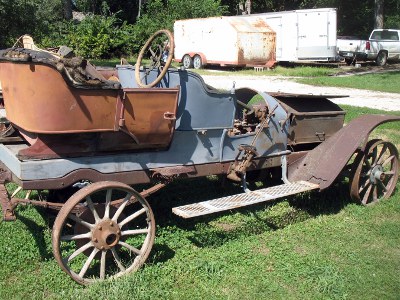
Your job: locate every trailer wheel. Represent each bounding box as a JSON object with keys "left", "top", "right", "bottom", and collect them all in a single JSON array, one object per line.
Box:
[
  {"left": 52, "top": 181, "right": 155, "bottom": 284},
  {"left": 350, "top": 139, "right": 399, "bottom": 205},
  {"left": 193, "top": 55, "right": 203, "bottom": 69},
  {"left": 375, "top": 51, "right": 388, "bottom": 66},
  {"left": 182, "top": 54, "right": 193, "bottom": 69}
]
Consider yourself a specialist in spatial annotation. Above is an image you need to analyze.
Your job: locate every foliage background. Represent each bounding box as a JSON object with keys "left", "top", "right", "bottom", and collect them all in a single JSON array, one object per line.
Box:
[{"left": 0, "top": 0, "right": 399, "bottom": 58}]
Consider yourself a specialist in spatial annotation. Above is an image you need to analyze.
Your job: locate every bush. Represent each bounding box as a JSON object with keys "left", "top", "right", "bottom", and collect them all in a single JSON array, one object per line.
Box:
[
  {"left": 39, "top": 13, "right": 136, "bottom": 59},
  {"left": 66, "top": 14, "right": 134, "bottom": 58},
  {"left": 35, "top": 0, "right": 227, "bottom": 59}
]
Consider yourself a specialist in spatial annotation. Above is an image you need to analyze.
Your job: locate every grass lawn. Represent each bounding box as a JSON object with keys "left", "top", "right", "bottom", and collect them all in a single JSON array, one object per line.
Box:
[
  {"left": 297, "top": 71, "right": 400, "bottom": 94},
  {"left": 0, "top": 105, "right": 399, "bottom": 299}
]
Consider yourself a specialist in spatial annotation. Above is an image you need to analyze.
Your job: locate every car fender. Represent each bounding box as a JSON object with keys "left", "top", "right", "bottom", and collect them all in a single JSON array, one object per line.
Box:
[{"left": 288, "top": 114, "right": 400, "bottom": 190}]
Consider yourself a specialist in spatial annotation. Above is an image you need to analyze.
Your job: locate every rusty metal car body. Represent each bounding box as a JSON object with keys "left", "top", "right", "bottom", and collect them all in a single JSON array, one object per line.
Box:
[{"left": 0, "top": 31, "right": 398, "bottom": 285}]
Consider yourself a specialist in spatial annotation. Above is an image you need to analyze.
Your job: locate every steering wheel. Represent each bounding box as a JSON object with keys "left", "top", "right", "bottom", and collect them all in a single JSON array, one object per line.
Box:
[{"left": 135, "top": 30, "right": 174, "bottom": 88}]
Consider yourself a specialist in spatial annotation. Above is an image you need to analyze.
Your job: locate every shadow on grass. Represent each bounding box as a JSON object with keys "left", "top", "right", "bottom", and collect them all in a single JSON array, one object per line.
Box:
[{"left": 16, "top": 212, "right": 54, "bottom": 260}]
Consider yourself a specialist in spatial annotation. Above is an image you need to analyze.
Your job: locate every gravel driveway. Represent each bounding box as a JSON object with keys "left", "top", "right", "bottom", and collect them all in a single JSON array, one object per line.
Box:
[{"left": 202, "top": 75, "right": 400, "bottom": 111}]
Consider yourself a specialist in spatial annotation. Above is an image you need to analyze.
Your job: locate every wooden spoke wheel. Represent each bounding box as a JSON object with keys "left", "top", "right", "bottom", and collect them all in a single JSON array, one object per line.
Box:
[
  {"left": 350, "top": 139, "right": 399, "bottom": 205},
  {"left": 135, "top": 29, "right": 174, "bottom": 88},
  {"left": 52, "top": 181, "right": 155, "bottom": 284}
]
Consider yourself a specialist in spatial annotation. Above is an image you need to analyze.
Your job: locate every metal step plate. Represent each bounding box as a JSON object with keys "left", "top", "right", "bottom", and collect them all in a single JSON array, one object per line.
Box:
[{"left": 172, "top": 181, "right": 319, "bottom": 218}]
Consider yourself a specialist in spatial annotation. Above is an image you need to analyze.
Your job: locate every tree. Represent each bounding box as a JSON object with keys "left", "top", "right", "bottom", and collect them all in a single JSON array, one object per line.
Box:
[
  {"left": 375, "top": 0, "right": 384, "bottom": 28},
  {"left": 0, "top": 0, "right": 64, "bottom": 48},
  {"left": 62, "top": 0, "right": 73, "bottom": 20}
]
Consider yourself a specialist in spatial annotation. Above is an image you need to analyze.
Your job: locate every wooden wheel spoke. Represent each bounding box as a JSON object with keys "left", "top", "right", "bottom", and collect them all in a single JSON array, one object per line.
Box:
[
  {"left": 119, "top": 208, "right": 146, "bottom": 227},
  {"left": 372, "top": 185, "right": 378, "bottom": 202},
  {"left": 377, "top": 180, "right": 387, "bottom": 192},
  {"left": 376, "top": 145, "right": 388, "bottom": 164},
  {"left": 69, "top": 213, "right": 94, "bottom": 229},
  {"left": 61, "top": 232, "right": 91, "bottom": 241},
  {"left": 364, "top": 158, "right": 372, "bottom": 169},
  {"left": 65, "top": 241, "right": 93, "bottom": 263},
  {"left": 100, "top": 251, "right": 107, "bottom": 280},
  {"left": 111, "top": 248, "right": 126, "bottom": 272},
  {"left": 112, "top": 194, "right": 132, "bottom": 222},
  {"left": 359, "top": 180, "right": 371, "bottom": 194},
  {"left": 85, "top": 196, "right": 100, "bottom": 223},
  {"left": 385, "top": 170, "right": 395, "bottom": 176},
  {"left": 382, "top": 155, "right": 395, "bottom": 167},
  {"left": 119, "top": 241, "right": 141, "bottom": 256},
  {"left": 104, "top": 189, "right": 112, "bottom": 219},
  {"left": 362, "top": 184, "right": 373, "bottom": 205},
  {"left": 121, "top": 228, "right": 149, "bottom": 236},
  {"left": 79, "top": 248, "right": 100, "bottom": 278}
]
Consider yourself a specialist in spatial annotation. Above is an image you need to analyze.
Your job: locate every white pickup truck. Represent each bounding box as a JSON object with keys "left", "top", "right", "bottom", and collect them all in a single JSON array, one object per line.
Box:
[{"left": 337, "top": 29, "right": 400, "bottom": 66}]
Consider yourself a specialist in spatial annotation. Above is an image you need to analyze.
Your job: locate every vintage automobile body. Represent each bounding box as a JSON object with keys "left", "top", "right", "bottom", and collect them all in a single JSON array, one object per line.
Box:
[{"left": 0, "top": 31, "right": 399, "bottom": 284}]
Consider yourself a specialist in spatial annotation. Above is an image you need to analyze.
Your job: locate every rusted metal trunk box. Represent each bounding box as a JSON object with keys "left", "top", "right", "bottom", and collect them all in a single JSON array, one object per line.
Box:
[
  {"left": 174, "top": 16, "right": 276, "bottom": 67},
  {"left": 271, "top": 93, "right": 346, "bottom": 145}
]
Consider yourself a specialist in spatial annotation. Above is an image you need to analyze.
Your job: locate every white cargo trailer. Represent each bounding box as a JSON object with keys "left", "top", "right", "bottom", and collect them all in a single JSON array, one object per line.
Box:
[
  {"left": 254, "top": 8, "right": 337, "bottom": 62},
  {"left": 174, "top": 16, "right": 276, "bottom": 69}
]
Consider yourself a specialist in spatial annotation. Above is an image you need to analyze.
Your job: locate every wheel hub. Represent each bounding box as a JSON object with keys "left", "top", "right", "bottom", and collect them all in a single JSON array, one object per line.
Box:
[
  {"left": 370, "top": 165, "right": 385, "bottom": 184},
  {"left": 92, "top": 219, "right": 121, "bottom": 250}
]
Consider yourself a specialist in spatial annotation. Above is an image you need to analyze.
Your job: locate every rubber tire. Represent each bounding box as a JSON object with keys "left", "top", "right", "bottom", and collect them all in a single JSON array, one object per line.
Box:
[
  {"left": 375, "top": 51, "right": 388, "bottom": 66},
  {"left": 345, "top": 58, "right": 354, "bottom": 66},
  {"left": 193, "top": 55, "right": 203, "bottom": 69},
  {"left": 182, "top": 54, "right": 193, "bottom": 69}
]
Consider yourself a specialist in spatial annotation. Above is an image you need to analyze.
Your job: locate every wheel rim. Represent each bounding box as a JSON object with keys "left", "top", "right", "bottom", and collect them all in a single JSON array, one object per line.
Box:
[
  {"left": 135, "top": 29, "right": 174, "bottom": 88},
  {"left": 376, "top": 52, "right": 387, "bottom": 66},
  {"left": 193, "top": 56, "right": 202, "bottom": 69},
  {"left": 350, "top": 140, "right": 399, "bottom": 205},
  {"left": 183, "top": 55, "right": 191, "bottom": 68},
  {"left": 52, "top": 181, "right": 155, "bottom": 284}
]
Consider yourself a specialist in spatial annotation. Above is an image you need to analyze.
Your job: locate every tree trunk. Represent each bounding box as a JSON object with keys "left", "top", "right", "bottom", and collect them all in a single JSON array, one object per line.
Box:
[
  {"left": 375, "top": 0, "right": 384, "bottom": 29},
  {"left": 62, "top": 0, "right": 73, "bottom": 20}
]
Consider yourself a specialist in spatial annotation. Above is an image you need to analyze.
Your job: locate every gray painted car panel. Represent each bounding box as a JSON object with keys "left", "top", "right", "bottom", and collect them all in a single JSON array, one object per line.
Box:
[{"left": 1, "top": 68, "right": 289, "bottom": 181}]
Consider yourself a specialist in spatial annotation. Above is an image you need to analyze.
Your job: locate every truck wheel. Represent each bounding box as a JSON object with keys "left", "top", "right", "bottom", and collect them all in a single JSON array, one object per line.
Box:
[
  {"left": 182, "top": 55, "right": 193, "bottom": 69},
  {"left": 344, "top": 58, "right": 354, "bottom": 66},
  {"left": 193, "top": 55, "right": 203, "bottom": 69},
  {"left": 375, "top": 51, "right": 387, "bottom": 66}
]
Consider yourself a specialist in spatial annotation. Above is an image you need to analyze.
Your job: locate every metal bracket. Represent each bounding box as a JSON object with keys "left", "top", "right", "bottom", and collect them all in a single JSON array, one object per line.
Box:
[{"left": 281, "top": 155, "right": 290, "bottom": 184}]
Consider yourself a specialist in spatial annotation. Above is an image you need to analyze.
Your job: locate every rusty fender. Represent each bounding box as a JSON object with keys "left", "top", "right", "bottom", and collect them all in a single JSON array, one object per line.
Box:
[{"left": 288, "top": 114, "right": 400, "bottom": 190}]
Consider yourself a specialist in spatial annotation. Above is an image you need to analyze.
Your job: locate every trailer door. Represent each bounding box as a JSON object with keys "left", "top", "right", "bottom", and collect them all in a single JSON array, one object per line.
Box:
[{"left": 297, "top": 11, "right": 330, "bottom": 59}]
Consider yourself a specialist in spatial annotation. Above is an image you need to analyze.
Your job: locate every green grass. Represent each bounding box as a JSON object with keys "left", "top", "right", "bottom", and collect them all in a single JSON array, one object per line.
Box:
[
  {"left": 0, "top": 106, "right": 400, "bottom": 299},
  {"left": 297, "top": 71, "right": 400, "bottom": 93}
]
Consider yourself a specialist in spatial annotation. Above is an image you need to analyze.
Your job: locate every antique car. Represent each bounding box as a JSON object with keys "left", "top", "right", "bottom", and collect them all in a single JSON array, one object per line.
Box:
[{"left": 0, "top": 30, "right": 398, "bottom": 284}]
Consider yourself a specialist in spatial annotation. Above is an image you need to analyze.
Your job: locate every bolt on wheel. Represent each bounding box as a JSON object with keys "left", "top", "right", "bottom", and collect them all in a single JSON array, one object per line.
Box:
[
  {"left": 350, "top": 139, "right": 399, "bottom": 205},
  {"left": 52, "top": 181, "right": 155, "bottom": 284}
]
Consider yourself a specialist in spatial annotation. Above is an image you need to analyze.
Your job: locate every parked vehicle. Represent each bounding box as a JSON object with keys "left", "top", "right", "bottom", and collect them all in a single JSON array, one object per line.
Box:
[
  {"left": 174, "top": 16, "right": 276, "bottom": 69},
  {"left": 0, "top": 31, "right": 399, "bottom": 285},
  {"left": 254, "top": 8, "right": 338, "bottom": 62},
  {"left": 338, "top": 29, "right": 400, "bottom": 65},
  {"left": 174, "top": 8, "right": 337, "bottom": 68},
  {"left": 336, "top": 35, "right": 367, "bottom": 65}
]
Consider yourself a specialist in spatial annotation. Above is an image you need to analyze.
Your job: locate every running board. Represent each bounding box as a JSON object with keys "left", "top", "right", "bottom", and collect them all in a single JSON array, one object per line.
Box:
[{"left": 172, "top": 181, "right": 319, "bottom": 218}]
